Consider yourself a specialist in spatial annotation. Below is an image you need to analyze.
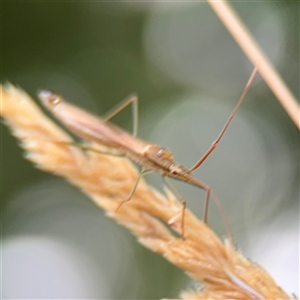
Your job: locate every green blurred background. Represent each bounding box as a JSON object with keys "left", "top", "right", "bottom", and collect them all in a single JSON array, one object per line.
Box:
[{"left": 2, "top": 1, "right": 299, "bottom": 299}]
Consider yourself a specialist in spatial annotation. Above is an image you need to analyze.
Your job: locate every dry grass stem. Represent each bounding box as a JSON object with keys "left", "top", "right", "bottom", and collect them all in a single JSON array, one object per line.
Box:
[
  {"left": 1, "top": 84, "right": 291, "bottom": 299},
  {"left": 208, "top": 0, "right": 300, "bottom": 130}
]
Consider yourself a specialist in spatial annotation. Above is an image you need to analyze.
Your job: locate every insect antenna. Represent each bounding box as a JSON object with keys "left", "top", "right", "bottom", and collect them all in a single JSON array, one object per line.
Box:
[{"left": 188, "top": 67, "right": 258, "bottom": 172}]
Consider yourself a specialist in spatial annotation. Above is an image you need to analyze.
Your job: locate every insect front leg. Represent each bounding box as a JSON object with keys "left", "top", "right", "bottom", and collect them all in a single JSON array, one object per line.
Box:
[
  {"left": 199, "top": 183, "right": 234, "bottom": 243},
  {"left": 182, "top": 173, "right": 233, "bottom": 242}
]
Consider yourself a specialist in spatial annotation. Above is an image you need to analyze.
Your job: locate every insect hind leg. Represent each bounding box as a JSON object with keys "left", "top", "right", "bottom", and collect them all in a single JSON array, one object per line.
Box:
[
  {"left": 67, "top": 141, "right": 126, "bottom": 157},
  {"left": 102, "top": 94, "right": 139, "bottom": 136}
]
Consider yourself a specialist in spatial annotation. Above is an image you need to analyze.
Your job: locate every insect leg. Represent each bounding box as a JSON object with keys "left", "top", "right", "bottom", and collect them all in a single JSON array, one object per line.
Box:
[
  {"left": 199, "top": 182, "right": 234, "bottom": 243},
  {"left": 115, "top": 167, "right": 153, "bottom": 212},
  {"left": 67, "top": 141, "right": 126, "bottom": 157},
  {"left": 102, "top": 94, "right": 139, "bottom": 136},
  {"left": 188, "top": 67, "right": 258, "bottom": 172},
  {"left": 202, "top": 186, "right": 234, "bottom": 243},
  {"left": 163, "top": 177, "right": 187, "bottom": 238},
  {"left": 184, "top": 172, "right": 233, "bottom": 241}
]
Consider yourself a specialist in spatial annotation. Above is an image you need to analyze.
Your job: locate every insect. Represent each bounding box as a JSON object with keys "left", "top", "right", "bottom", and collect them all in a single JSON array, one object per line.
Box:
[{"left": 38, "top": 67, "right": 257, "bottom": 239}]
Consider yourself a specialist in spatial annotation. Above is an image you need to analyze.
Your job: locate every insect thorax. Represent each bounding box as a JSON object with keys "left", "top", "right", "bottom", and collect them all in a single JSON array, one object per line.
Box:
[{"left": 143, "top": 144, "right": 187, "bottom": 175}]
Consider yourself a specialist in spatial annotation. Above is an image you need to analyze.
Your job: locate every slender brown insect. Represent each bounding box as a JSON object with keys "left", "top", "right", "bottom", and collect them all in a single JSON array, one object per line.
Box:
[{"left": 38, "top": 67, "right": 258, "bottom": 239}]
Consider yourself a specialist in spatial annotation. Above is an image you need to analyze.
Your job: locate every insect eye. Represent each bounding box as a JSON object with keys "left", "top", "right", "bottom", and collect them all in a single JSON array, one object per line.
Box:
[{"left": 169, "top": 165, "right": 183, "bottom": 175}]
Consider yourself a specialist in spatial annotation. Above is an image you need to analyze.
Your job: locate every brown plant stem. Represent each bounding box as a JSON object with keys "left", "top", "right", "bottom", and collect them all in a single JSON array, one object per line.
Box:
[
  {"left": 207, "top": 0, "right": 300, "bottom": 130},
  {"left": 1, "top": 84, "right": 291, "bottom": 299}
]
